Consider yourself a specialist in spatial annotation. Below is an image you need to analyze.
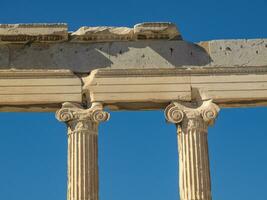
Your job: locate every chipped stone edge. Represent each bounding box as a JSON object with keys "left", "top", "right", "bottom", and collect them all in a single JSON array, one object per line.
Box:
[
  {"left": 0, "top": 23, "right": 68, "bottom": 43},
  {"left": 0, "top": 22, "right": 182, "bottom": 43}
]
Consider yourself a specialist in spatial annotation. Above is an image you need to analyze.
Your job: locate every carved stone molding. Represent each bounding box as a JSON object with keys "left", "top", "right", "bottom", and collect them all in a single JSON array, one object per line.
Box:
[
  {"left": 71, "top": 26, "right": 134, "bottom": 42},
  {"left": 165, "top": 100, "right": 220, "bottom": 130},
  {"left": 84, "top": 67, "right": 267, "bottom": 111},
  {"left": 0, "top": 70, "right": 82, "bottom": 107},
  {"left": 94, "top": 66, "right": 267, "bottom": 77},
  {"left": 56, "top": 102, "right": 109, "bottom": 123},
  {"left": 133, "top": 22, "right": 181, "bottom": 40},
  {"left": 56, "top": 102, "right": 110, "bottom": 134},
  {"left": 0, "top": 23, "right": 68, "bottom": 43}
]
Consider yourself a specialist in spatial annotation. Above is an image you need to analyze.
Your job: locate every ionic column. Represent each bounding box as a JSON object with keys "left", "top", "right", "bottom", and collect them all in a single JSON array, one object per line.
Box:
[
  {"left": 165, "top": 100, "right": 219, "bottom": 200},
  {"left": 56, "top": 102, "right": 110, "bottom": 200}
]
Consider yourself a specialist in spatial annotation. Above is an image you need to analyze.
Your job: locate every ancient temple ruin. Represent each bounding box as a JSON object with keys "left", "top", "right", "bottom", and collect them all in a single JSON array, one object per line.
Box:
[{"left": 0, "top": 22, "right": 267, "bottom": 200}]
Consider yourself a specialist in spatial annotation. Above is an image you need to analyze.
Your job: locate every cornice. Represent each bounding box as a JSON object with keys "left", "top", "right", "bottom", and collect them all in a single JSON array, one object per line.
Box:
[
  {"left": 0, "top": 69, "right": 78, "bottom": 78},
  {"left": 94, "top": 66, "right": 267, "bottom": 78},
  {"left": 0, "top": 22, "right": 181, "bottom": 43}
]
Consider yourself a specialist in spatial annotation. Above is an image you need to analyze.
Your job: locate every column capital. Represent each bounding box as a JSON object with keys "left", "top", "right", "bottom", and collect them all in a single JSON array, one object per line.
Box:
[
  {"left": 165, "top": 100, "right": 220, "bottom": 126},
  {"left": 56, "top": 102, "right": 110, "bottom": 123},
  {"left": 56, "top": 102, "right": 110, "bottom": 134}
]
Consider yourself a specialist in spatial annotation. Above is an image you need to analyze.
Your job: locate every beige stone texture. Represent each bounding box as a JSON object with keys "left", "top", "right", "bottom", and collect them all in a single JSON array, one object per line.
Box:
[
  {"left": 56, "top": 102, "right": 109, "bottom": 200},
  {"left": 134, "top": 22, "right": 181, "bottom": 40},
  {"left": 199, "top": 39, "right": 267, "bottom": 67},
  {"left": 0, "top": 39, "right": 266, "bottom": 72},
  {"left": 0, "top": 70, "right": 82, "bottom": 106},
  {"left": 0, "top": 66, "right": 266, "bottom": 110},
  {"left": 0, "top": 40, "right": 210, "bottom": 72},
  {"left": 71, "top": 26, "right": 134, "bottom": 42},
  {"left": 0, "top": 22, "right": 266, "bottom": 111},
  {"left": 165, "top": 100, "right": 219, "bottom": 200},
  {"left": 84, "top": 67, "right": 267, "bottom": 110},
  {"left": 0, "top": 21, "right": 266, "bottom": 200},
  {"left": 0, "top": 23, "right": 68, "bottom": 42},
  {"left": 71, "top": 22, "right": 181, "bottom": 42}
]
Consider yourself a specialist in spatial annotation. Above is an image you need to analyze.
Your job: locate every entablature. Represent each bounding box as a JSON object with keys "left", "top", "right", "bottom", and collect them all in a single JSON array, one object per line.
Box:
[{"left": 0, "top": 22, "right": 267, "bottom": 111}]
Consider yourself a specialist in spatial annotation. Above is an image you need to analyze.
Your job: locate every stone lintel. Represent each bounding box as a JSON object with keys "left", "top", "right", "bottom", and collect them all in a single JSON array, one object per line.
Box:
[
  {"left": 0, "top": 69, "right": 82, "bottom": 106},
  {"left": 0, "top": 66, "right": 267, "bottom": 111},
  {"left": 84, "top": 67, "right": 267, "bottom": 110}
]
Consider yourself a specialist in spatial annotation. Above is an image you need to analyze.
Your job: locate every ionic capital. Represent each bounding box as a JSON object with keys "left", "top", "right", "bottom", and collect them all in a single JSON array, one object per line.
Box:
[
  {"left": 165, "top": 100, "right": 220, "bottom": 128},
  {"left": 56, "top": 102, "right": 110, "bottom": 123},
  {"left": 56, "top": 102, "right": 110, "bottom": 134}
]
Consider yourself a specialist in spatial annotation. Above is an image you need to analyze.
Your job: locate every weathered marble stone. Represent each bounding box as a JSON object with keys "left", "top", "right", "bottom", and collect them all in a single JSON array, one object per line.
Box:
[
  {"left": 0, "top": 23, "right": 68, "bottom": 43},
  {"left": 108, "top": 41, "right": 209, "bottom": 68},
  {"left": 134, "top": 22, "right": 181, "bottom": 40},
  {"left": 71, "top": 22, "right": 182, "bottom": 42},
  {"left": 165, "top": 100, "right": 220, "bottom": 200},
  {"left": 0, "top": 40, "right": 210, "bottom": 72},
  {"left": 71, "top": 26, "right": 134, "bottom": 42},
  {"left": 0, "top": 23, "right": 265, "bottom": 72},
  {"left": 0, "top": 69, "right": 82, "bottom": 106},
  {"left": 0, "top": 45, "right": 9, "bottom": 67},
  {"left": 56, "top": 102, "right": 109, "bottom": 200},
  {"left": 0, "top": 22, "right": 266, "bottom": 110},
  {"left": 83, "top": 66, "right": 267, "bottom": 110},
  {"left": 199, "top": 39, "right": 267, "bottom": 67},
  {"left": 0, "top": 21, "right": 267, "bottom": 200}
]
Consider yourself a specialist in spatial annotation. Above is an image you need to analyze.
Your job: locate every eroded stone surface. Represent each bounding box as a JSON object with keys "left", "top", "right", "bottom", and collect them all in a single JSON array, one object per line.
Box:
[
  {"left": 0, "top": 38, "right": 266, "bottom": 72},
  {"left": 199, "top": 39, "right": 267, "bottom": 67},
  {"left": 0, "top": 22, "right": 182, "bottom": 43},
  {"left": 108, "top": 41, "right": 209, "bottom": 68},
  {"left": 0, "top": 23, "right": 68, "bottom": 42},
  {"left": 0, "top": 23, "right": 266, "bottom": 73},
  {"left": 165, "top": 100, "right": 219, "bottom": 200},
  {"left": 134, "top": 22, "right": 181, "bottom": 40},
  {"left": 0, "top": 45, "right": 9, "bottom": 67},
  {"left": 71, "top": 22, "right": 182, "bottom": 42},
  {"left": 0, "top": 41, "right": 210, "bottom": 72},
  {"left": 71, "top": 26, "right": 134, "bottom": 42}
]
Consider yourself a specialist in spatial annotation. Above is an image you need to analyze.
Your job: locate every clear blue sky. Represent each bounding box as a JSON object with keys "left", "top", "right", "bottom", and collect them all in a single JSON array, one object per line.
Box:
[{"left": 0, "top": 0, "right": 267, "bottom": 200}]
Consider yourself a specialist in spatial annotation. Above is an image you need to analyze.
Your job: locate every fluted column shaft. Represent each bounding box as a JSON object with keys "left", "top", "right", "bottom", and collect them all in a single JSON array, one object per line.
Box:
[
  {"left": 56, "top": 102, "right": 110, "bottom": 200},
  {"left": 165, "top": 100, "right": 219, "bottom": 200}
]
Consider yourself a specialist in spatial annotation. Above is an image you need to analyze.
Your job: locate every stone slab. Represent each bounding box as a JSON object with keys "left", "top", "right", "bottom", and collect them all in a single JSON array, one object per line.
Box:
[
  {"left": 0, "top": 45, "right": 9, "bottom": 67},
  {"left": 0, "top": 23, "right": 68, "bottom": 43},
  {"left": 71, "top": 26, "right": 133, "bottom": 42},
  {"left": 0, "top": 39, "right": 266, "bottom": 73},
  {"left": 0, "top": 40, "right": 210, "bottom": 72},
  {"left": 0, "top": 70, "right": 82, "bottom": 105},
  {"left": 84, "top": 67, "right": 267, "bottom": 110},
  {"left": 199, "top": 39, "right": 267, "bottom": 67},
  {"left": 134, "top": 22, "right": 181, "bottom": 40},
  {"left": 71, "top": 22, "right": 181, "bottom": 42}
]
